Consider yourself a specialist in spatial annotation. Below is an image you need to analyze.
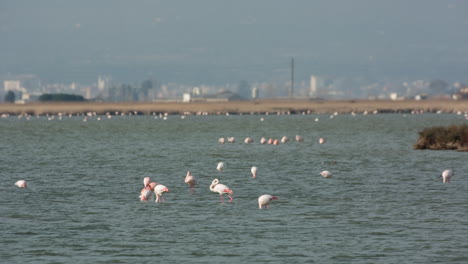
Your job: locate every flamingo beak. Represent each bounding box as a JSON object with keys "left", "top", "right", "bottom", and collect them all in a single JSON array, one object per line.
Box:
[
  {"left": 272, "top": 197, "right": 278, "bottom": 200},
  {"left": 164, "top": 188, "right": 169, "bottom": 192}
]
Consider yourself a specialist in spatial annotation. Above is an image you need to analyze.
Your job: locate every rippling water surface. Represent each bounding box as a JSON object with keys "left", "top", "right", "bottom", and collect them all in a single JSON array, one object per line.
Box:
[{"left": 2, "top": 113, "right": 468, "bottom": 263}]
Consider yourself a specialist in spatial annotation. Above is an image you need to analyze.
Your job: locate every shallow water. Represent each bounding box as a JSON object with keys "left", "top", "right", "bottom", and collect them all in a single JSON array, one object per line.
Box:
[{"left": 1, "top": 113, "right": 468, "bottom": 263}]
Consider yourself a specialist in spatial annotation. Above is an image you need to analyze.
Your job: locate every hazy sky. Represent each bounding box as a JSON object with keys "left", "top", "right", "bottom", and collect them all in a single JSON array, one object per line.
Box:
[{"left": 1, "top": 0, "right": 467, "bottom": 84}]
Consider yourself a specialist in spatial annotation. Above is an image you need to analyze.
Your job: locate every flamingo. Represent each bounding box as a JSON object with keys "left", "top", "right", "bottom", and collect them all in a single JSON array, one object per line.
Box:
[
  {"left": 154, "top": 184, "right": 169, "bottom": 203},
  {"left": 140, "top": 177, "right": 158, "bottom": 201},
  {"left": 260, "top": 137, "right": 267, "bottom": 144},
  {"left": 320, "top": 170, "right": 333, "bottom": 178},
  {"left": 441, "top": 169, "right": 453, "bottom": 183},
  {"left": 281, "top": 136, "right": 289, "bottom": 143},
  {"left": 267, "top": 138, "right": 274, "bottom": 144},
  {"left": 218, "top": 137, "right": 225, "bottom": 144},
  {"left": 295, "top": 135, "right": 304, "bottom": 143},
  {"left": 251, "top": 166, "right": 258, "bottom": 178},
  {"left": 185, "top": 171, "right": 196, "bottom": 188},
  {"left": 319, "top": 137, "right": 326, "bottom": 144},
  {"left": 15, "top": 180, "right": 27, "bottom": 188},
  {"left": 244, "top": 137, "right": 253, "bottom": 143},
  {"left": 273, "top": 139, "right": 279, "bottom": 145},
  {"left": 217, "top": 162, "right": 225, "bottom": 171},
  {"left": 258, "top": 194, "right": 278, "bottom": 209},
  {"left": 210, "top": 178, "right": 233, "bottom": 203},
  {"left": 227, "top": 137, "right": 236, "bottom": 143}
]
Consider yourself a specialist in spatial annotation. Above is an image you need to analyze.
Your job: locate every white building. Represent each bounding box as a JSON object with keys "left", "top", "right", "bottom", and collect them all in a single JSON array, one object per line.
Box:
[
  {"left": 4, "top": 80, "right": 22, "bottom": 92},
  {"left": 309, "top": 75, "right": 318, "bottom": 98}
]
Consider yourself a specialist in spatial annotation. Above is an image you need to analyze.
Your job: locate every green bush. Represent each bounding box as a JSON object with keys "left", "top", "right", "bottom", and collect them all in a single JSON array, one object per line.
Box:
[{"left": 414, "top": 125, "right": 468, "bottom": 151}]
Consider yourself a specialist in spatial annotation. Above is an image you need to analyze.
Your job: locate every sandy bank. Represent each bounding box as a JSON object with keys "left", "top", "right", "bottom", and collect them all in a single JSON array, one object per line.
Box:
[{"left": 0, "top": 99, "right": 467, "bottom": 115}]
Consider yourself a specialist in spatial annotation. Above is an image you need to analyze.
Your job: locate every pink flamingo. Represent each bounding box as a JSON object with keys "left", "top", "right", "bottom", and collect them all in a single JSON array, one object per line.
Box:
[
  {"left": 227, "top": 137, "right": 236, "bottom": 143},
  {"left": 441, "top": 169, "right": 453, "bottom": 183},
  {"left": 218, "top": 137, "right": 225, "bottom": 144},
  {"left": 260, "top": 137, "right": 267, "bottom": 144},
  {"left": 15, "top": 180, "right": 27, "bottom": 188},
  {"left": 267, "top": 138, "right": 273, "bottom": 144},
  {"left": 251, "top": 166, "right": 258, "bottom": 178},
  {"left": 140, "top": 177, "right": 158, "bottom": 201},
  {"left": 154, "top": 184, "right": 169, "bottom": 203},
  {"left": 244, "top": 137, "right": 253, "bottom": 143},
  {"left": 273, "top": 139, "right": 279, "bottom": 145},
  {"left": 319, "top": 137, "right": 326, "bottom": 144},
  {"left": 281, "top": 136, "right": 289, "bottom": 143},
  {"left": 184, "top": 171, "right": 196, "bottom": 188},
  {"left": 258, "top": 194, "right": 278, "bottom": 209},
  {"left": 210, "top": 178, "right": 233, "bottom": 203}
]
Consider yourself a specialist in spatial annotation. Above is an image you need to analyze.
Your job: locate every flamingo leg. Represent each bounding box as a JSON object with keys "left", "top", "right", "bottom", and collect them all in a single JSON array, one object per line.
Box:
[
  {"left": 220, "top": 194, "right": 224, "bottom": 203},
  {"left": 228, "top": 195, "right": 233, "bottom": 203}
]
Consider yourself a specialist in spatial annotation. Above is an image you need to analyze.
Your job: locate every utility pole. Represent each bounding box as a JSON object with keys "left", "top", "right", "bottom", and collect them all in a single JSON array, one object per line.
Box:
[{"left": 289, "top": 57, "right": 294, "bottom": 98}]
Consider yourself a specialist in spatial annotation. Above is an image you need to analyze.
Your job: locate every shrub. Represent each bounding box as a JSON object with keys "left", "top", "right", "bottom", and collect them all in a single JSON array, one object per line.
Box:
[
  {"left": 38, "top": 93, "right": 86, "bottom": 102},
  {"left": 414, "top": 125, "right": 468, "bottom": 151}
]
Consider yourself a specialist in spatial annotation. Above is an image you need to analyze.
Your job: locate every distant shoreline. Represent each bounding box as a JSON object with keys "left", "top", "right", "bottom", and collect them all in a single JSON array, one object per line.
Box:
[{"left": 0, "top": 99, "right": 467, "bottom": 115}]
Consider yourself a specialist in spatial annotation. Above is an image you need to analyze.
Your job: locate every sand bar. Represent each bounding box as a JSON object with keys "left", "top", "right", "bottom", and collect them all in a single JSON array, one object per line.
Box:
[{"left": 0, "top": 99, "right": 467, "bottom": 115}]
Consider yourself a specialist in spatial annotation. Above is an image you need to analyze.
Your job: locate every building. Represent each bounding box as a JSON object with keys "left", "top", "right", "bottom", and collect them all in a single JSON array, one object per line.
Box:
[
  {"left": 4, "top": 80, "right": 22, "bottom": 92},
  {"left": 309, "top": 75, "right": 317, "bottom": 98}
]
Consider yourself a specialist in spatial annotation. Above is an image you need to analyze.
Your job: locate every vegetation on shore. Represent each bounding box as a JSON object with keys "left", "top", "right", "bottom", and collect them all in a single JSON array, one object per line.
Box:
[
  {"left": 414, "top": 125, "right": 468, "bottom": 151},
  {"left": 38, "top": 93, "right": 86, "bottom": 102}
]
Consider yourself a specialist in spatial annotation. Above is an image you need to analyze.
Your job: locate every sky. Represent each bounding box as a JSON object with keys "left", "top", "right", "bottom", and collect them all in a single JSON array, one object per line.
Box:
[{"left": 1, "top": 0, "right": 467, "bottom": 85}]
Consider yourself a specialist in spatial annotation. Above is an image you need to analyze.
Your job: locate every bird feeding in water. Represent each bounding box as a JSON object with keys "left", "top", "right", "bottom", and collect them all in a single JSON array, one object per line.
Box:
[
  {"left": 251, "top": 166, "right": 258, "bottom": 178},
  {"left": 217, "top": 162, "right": 225, "bottom": 171},
  {"left": 258, "top": 194, "right": 278, "bottom": 209},
  {"left": 15, "top": 180, "right": 27, "bottom": 188},
  {"left": 154, "top": 184, "right": 170, "bottom": 203},
  {"left": 441, "top": 169, "right": 453, "bottom": 183},
  {"left": 320, "top": 171, "right": 333, "bottom": 178}
]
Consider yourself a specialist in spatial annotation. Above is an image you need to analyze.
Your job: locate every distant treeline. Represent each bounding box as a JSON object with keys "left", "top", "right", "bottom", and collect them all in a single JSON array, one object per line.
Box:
[
  {"left": 414, "top": 125, "right": 468, "bottom": 151},
  {"left": 38, "top": 93, "right": 86, "bottom": 102}
]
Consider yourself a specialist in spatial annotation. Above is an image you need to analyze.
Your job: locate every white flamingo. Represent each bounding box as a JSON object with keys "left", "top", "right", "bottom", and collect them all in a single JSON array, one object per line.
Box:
[
  {"left": 320, "top": 170, "right": 333, "bottom": 178},
  {"left": 251, "top": 166, "right": 258, "bottom": 178},
  {"left": 15, "top": 180, "right": 27, "bottom": 188},
  {"left": 154, "top": 184, "right": 169, "bottom": 203},
  {"left": 441, "top": 169, "right": 453, "bottom": 183},
  {"left": 217, "top": 162, "right": 225, "bottom": 171},
  {"left": 210, "top": 178, "right": 233, "bottom": 203},
  {"left": 258, "top": 194, "right": 278, "bottom": 209}
]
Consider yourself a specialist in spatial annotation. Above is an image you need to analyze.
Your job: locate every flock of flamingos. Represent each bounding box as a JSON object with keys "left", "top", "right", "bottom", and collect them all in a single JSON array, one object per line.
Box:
[
  {"left": 13, "top": 131, "right": 454, "bottom": 208},
  {"left": 11, "top": 111, "right": 455, "bottom": 208},
  {"left": 137, "top": 134, "right": 332, "bottom": 208}
]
